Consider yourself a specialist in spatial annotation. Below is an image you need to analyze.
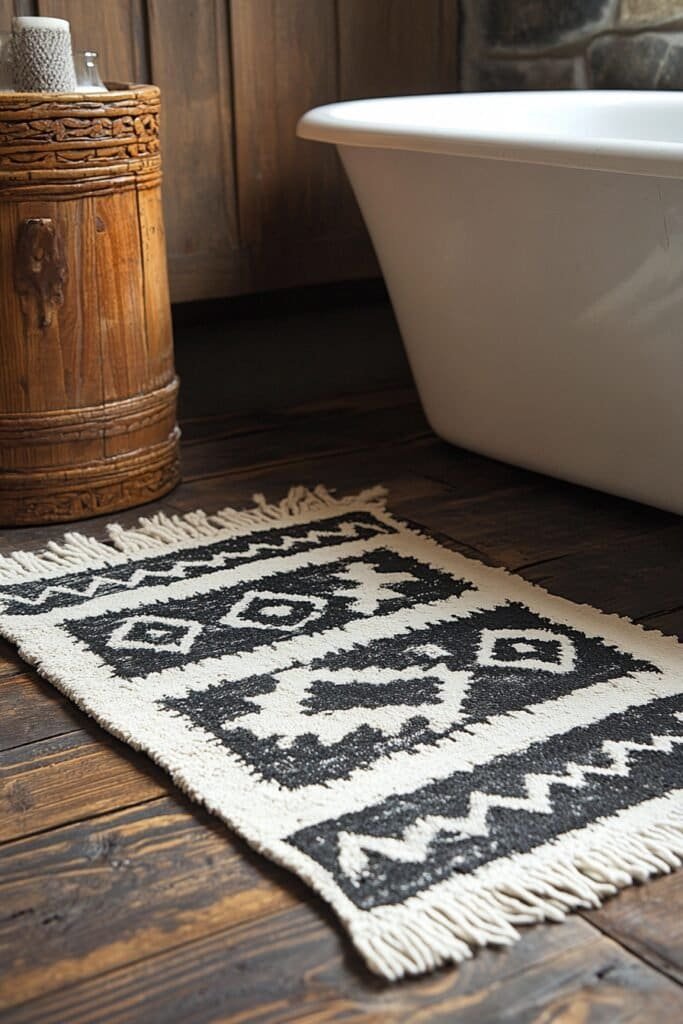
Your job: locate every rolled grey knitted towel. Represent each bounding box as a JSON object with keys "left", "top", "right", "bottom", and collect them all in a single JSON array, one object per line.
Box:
[{"left": 12, "top": 16, "right": 77, "bottom": 93}]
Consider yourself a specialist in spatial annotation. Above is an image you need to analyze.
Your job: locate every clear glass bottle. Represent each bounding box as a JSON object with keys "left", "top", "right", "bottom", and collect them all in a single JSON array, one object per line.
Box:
[{"left": 73, "top": 50, "right": 107, "bottom": 93}]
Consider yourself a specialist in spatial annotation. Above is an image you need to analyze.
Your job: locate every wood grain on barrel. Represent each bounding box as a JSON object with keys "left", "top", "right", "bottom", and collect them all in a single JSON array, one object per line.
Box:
[{"left": 0, "top": 86, "right": 179, "bottom": 526}]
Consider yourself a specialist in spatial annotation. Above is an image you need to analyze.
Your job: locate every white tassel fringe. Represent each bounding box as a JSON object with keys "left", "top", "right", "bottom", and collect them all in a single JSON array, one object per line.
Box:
[
  {"left": 1, "top": 482, "right": 681, "bottom": 982},
  {"left": 350, "top": 800, "right": 683, "bottom": 979},
  {"left": 0, "top": 485, "right": 388, "bottom": 584}
]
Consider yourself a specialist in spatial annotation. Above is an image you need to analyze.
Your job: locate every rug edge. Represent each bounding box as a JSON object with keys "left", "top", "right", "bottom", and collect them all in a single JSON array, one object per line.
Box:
[
  {"left": 342, "top": 792, "right": 683, "bottom": 979},
  {"left": 4, "top": 484, "right": 681, "bottom": 660},
  {"left": 2, "top": 485, "right": 682, "bottom": 983},
  {"left": 0, "top": 484, "right": 388, "bottom": 584}
]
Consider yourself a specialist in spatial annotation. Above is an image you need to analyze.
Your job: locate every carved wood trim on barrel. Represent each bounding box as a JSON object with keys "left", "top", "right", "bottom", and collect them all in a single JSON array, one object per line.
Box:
[{"left": 0, "top": 84, "right": 180, "bottom": 526}]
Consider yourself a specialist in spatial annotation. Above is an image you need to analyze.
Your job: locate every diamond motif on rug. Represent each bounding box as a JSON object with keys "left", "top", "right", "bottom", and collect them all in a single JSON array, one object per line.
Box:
[
  {"left": 0, "top": 485, "right": 680, "bottom": 982},
  {"left": 107, "top": 614, "right": 202, "bottom": 654},
  {"left": 477, "top": 627, "right": 576, "bottom": 673},
  {"left": 222, "top": 590, "right": 328, "bottom": 631}
]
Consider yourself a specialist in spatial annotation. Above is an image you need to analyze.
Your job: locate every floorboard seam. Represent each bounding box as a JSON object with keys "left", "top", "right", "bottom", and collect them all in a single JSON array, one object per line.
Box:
[
  {"left": 179, "top": 431, "right": 432, "bottom": 484},
  {"left": 577, "top": 910, "right": 683, "bottom": 987},
  {"left": 0, "top": 900, "right": 303, "bottom": 1016},
  {"left": 636, "top": 605, "right": 683, "bottom": 625},
  {"left": 0, "top": 795, "right": 166, "bottom": 851},
  {"left": 0, "top": 726, "right": 81, "bottom": 757}
]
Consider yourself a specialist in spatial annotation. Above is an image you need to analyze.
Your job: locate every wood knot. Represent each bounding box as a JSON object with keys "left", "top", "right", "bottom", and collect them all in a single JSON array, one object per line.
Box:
[{"left": 14, "top": 218, "right": 68, "bottom": 329}]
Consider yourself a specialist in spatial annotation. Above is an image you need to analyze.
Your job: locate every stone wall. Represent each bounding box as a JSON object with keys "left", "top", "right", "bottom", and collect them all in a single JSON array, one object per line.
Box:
[{"left": 461, "top": 0, "right": 683, "bottom": 91}]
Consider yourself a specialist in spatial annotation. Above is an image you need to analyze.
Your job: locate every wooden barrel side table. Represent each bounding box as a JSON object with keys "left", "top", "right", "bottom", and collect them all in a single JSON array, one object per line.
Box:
[{"left": 0, "top": 84, "right": 180, "bottom": 526}]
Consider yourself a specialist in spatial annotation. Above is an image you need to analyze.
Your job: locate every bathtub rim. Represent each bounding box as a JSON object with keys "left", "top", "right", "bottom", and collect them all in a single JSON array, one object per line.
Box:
[{"left": 297, "top": 91, "right": 683, "bottom": 179}]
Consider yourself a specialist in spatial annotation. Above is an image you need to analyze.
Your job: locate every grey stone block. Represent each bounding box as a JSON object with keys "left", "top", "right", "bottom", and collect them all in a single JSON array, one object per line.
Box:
[
  {"left": 464, "top": 57, "right": 578, "bottom": 92},
  {"left": 587, "top": 31, "right": 683, "bottom": 88},
  {"left": 464, "top": 0, "right": 618, "bottom": 53},
  {"left": 620, "top": 0, "right": 683, "bottom": 28}
]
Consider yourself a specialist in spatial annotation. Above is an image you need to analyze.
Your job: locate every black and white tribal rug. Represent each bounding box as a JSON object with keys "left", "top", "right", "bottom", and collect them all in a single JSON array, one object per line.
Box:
[{"left": 1, "top": 486, "right": 681, "bottom": 979}]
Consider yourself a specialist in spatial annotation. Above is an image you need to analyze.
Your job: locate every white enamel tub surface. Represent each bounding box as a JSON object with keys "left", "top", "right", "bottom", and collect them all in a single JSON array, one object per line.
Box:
[{"left": 298, "top": 92, "right": 683, "bottom": 514}]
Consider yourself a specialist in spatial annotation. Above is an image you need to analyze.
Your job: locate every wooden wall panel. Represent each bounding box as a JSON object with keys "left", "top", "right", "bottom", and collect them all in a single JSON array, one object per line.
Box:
[
  {"left": 230, "top": 0, "right": 346, "bottom": 245},
  {"left": 147, "top": 0, "right": 238, "bottom": 303},
  {"left": 37, "top": 0, "right": 148, "bottom": 82},
  {"left": 4, "top": 1, "right": 459, "bottom": 301},
  {"left": 0, "top": 1, "right": 15, "bottom": 26},
  {"left": 7, "top": 1, "right": 36, "bottom": 18},
  {"left": 338, "top": 0, "right": 459, "bottom": 99}
]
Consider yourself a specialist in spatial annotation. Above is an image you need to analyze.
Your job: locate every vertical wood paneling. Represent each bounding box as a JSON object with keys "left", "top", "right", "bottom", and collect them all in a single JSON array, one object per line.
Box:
[
  {"left": 147, "top": 0, "right": 238, "bottom": 302},
  {"left": 10, "top": 1, "right": 38, "bottom": 17},
  {"left": 338, "top": 0, "right": 459, "bottom": 99},
  {"left": 230, "top": 0, "right": 345, "bottom": 245},
  {"left": 36, "top": 0, "right": 148, "bottom": 82},
  {"left": 0, "top": 1, "right": 14, "bottom": 26},
  {"left": 8, "top": 1, "right": 459, "bottom": 301}
]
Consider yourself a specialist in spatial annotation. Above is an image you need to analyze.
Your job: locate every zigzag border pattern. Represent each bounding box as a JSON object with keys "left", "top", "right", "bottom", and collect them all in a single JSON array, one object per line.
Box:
[
  {"left": 0, "top": 514, "right": 394, "bottom": 615},
  {"left": 337, "top": 729, "right": 683, "bottom": 883}
]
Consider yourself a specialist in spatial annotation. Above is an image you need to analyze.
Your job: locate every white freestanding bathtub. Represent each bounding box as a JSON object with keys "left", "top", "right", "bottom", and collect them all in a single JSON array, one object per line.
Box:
[{"left": 298, "top": 92, "right": 683, "bottom": 514}]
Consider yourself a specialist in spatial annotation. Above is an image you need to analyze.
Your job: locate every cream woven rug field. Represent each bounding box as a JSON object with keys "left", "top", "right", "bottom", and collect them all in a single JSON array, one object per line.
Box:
[{"left": 0, "top": 486, "right": 681, "bottom": 980}]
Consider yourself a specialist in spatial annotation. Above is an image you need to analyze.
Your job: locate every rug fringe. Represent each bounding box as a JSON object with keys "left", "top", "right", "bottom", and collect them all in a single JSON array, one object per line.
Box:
[
  {"left": 1, "top": 483, "right": 681, "bottom": 982},
  {"left": 349, "top": 800, "right": 683, "bottom": 979},
  {"left": 0, "top": 484, "right": 388, "bottom": 583}
]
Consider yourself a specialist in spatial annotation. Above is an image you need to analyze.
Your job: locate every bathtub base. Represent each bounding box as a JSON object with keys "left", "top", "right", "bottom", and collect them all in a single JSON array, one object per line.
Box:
[{"left": 339, "top": 145, "right": 683, "bottom": 515}]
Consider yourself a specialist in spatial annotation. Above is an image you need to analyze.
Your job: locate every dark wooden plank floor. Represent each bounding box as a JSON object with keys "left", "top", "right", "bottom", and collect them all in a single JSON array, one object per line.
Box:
[{"left": 1, "top": 382, "right": 683, "bottom": 1022}]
